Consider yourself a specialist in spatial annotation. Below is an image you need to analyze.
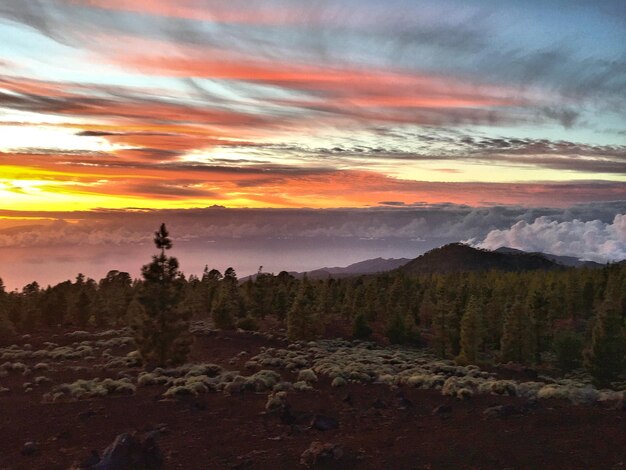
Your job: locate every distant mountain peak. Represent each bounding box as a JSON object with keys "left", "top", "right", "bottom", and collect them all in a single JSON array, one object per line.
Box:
[{"left": 399, "top": 243, "right": 559, "bottom": 274}]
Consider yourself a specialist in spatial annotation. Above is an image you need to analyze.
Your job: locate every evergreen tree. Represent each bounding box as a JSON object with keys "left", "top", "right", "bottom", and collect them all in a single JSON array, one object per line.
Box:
[
  {"left": 0, "top": 279, "right": 15, "bottom": 336},
  {"left": 385, "top": 312, "right": 420, "bottom": 345},
  {"left": 211, "top": 267, "right": 242, "bottom": 329},
  {"left": 287, "top": 277, "right": 320, "bottom": 341},
  {"left": 75, "top": 290, "right": 92, "bottom": 327},
  {"left": 431, "top": 300, "right": 457, "bottom": 358},
  {"left": 584, "top": 302, "right": 625, "bottom": 386},
  {"left": 200, "top": 267, "right": 222, "bottom": 316},
  {"left": 456, "top": 296, "right": 484, "bottom": 365},
  {"left": 500, "top": 301, "right": 536, "bottom": 364},
  {"left": 553, "top": 330, "right": 583, "bottom": 372},
  {"left": 352, "top": 313, "right": 372, "bottom": 340},
  {"left": 131, "top": 223, "right": 192, "bottom": 367}
]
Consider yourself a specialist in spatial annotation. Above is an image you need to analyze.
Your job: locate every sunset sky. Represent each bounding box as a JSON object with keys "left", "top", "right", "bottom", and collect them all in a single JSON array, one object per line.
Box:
[{"left": 0, "top": 1, "right": 625, "bottom": 288}]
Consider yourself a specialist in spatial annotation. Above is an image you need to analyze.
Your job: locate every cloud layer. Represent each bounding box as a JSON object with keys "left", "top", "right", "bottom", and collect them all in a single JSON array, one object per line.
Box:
[
  {"left": 475, "top": 214, "right": 626, "bottom": 263},
  {"left": 1, "top": 201, "right": 625, "bottom": 289}
]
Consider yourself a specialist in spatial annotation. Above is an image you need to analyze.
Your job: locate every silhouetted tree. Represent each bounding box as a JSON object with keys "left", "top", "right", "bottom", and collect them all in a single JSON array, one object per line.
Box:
[
  {"left": 131, "top": 223, "right": 192, "bottom": 367},
  {"left": 211, "top": 267, "right": 242, "bottom": 329}
]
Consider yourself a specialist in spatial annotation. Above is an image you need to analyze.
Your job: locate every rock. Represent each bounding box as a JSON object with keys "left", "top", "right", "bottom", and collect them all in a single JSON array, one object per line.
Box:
[
  {"left": 21, "top": 441, "right": 38, "bottom": 456},
  {"left": 342, "top": 393, "right": 354, "bottom": 406},
  {"left": 79, "top": 451, "right": 100, "bottom": 468},
  {"left": 280, "top": 405, "right": 297, "bottom": 425},
  {"left": 432, "top": 404, "right": 452, "bottom": 416},
  {"left": 396, "top": 390, "right": 414, "bottom": 409},
  {"left": 300, "top": 441, "right": 344, "bottom": 467},
  {"left": 78, "top": 431, "right": 163, "bottom": 469},
  {"left": 57, "top": 430, "right": 72, "bottom": 440},
  {"left": 79, "top": 409, "right": 98, "bottom": 421},
  {"left": 372, "top": 398, "right": 388, "bottom": 409},
  {"left": 483, "top": 404, "right": 522, "bottom": 419},
  {"left": 311, "top": 414, "right": 339, "bottom": 431}
]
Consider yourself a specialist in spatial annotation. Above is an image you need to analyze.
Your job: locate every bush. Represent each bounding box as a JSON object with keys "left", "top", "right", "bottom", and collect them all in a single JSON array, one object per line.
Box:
[
  {"left": 236, "top": 316, "right": 258, "bottom": 331},
  {"left": 49, "top": 378, "right": 136, "bottom": 400},
  {"left": 265, "top": 391, "right": 287, "bottom": 410},
  {"left": 331, "top": 376, "right": 347, "bottom": 387},
  {"left": 297, "top": 369, "right": 318, "bottom": 383}
]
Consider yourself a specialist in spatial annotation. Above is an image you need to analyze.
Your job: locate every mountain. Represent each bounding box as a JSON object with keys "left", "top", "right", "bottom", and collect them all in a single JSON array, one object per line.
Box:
[
  {"left": 241, "top": 257, "right": 412, "bottom": 281},
  {"left": 305, "top": 257, "right": 412, "bottom": 279},
  {"left": 494, "top": 247, "right": 604, "bottom": 268},
  {"left": 399, "top": 243, "right": 559, "bottom": 275}
]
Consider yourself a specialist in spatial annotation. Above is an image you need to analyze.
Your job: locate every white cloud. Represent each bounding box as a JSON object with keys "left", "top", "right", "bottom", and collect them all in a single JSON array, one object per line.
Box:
[{"left": 473, "top": 214, "right": 626, "bottom": 263}]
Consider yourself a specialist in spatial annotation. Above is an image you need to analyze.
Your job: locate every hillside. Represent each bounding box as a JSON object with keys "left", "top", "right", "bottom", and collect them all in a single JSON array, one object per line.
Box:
[
  {"left": 242, "top": 257, "right": 411, "bottom": 281},
  {"left": 494, "top": 247, "right": 604, "bottom": 268},
  {"left": 399, "top": 243, "right": 559, "bottom": 274},
  {"left": 304, "top": 257, "right": 412, "bottom": 279}
]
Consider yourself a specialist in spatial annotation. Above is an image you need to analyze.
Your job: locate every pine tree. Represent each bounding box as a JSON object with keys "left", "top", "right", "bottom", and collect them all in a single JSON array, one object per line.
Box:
[
  {"left": 456, "top": 296, "right": 484, "bottom": 365},
  {"left": 553, "top": 330, "right": 583, "bottom": 372},
  {"left": 352, "top": 313, "right": 372, "bottom": 340},
  {"left": 287, "top": 277, "right": 320, "bottom": 341},
  {"left": 500, "top": 301, "right": 536, "bottom": 364},
  {"left": 75, "top": 290, "right": 91, "bottom": 327},
  {"left": 432, "top": 300, "right": 457, "bottom": 358},
  {"left": 584, "top": 302, "right": 625, "bottom": 387},
  {"left": 385, "top": 311, "right": 420, "bottom": 345},
  {"left": 211, "top": 267, "right": 242, "bottom": 329},
  {"left": 131, "top": 224, "right": 192, "bottom": 367},
  {"left": 0, "top": 279, "right": 15, "bottom": 336}
]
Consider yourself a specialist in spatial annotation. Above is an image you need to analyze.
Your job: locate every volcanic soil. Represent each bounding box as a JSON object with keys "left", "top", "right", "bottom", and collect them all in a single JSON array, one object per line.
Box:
[{"left": 0, "top": 327, "right": 624, "bottom": 470}]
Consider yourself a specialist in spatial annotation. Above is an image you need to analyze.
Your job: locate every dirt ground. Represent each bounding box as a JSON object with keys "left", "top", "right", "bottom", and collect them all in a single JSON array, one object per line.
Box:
[{"left": 0, "top": 328, "right": 624, "bottom": 470}]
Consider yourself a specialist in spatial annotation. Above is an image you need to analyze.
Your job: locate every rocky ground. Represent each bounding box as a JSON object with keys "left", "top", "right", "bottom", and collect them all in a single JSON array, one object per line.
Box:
[{"left": 0, "top": 324, "right": 624, "bottom": 469}]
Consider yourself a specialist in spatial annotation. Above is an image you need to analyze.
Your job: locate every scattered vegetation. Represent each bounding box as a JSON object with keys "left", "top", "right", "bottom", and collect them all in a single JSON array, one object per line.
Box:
[{"left": 1, "top": 227, "right": 624, "bottom": 388}]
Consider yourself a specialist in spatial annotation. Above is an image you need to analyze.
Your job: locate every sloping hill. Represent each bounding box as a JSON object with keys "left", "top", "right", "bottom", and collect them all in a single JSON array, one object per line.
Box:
[
  {"left": 399, "top": 243, "right": 559, "bottom": 274},
  {"left": 305, "top": 257, "right": 412, "bottom": 279},
  {"left": 494, "top": 247, "right": 604, "bottom": 268},
  {"left": 241, "top": 257, "right": 411, "bottom": 281}
]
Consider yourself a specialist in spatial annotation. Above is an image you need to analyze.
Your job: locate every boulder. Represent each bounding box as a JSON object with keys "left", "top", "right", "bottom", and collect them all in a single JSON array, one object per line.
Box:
[
  {"left": 311, "top": 414, "right": 339, "bottom": 431},
  {"left": 432, "top": 404, "right": 452, "bottom": 416},
  {"left": 77, "top": 432, "right": 163, "bottom": 469},
  {"left": 300, "top": 441, "right": 344, "bottom": 467},
  {"left": 21, "top": 441, "right": 38, "bottom": 456},
  {"left": 483, "top": 404, "right": 523, "bottom": 419}
]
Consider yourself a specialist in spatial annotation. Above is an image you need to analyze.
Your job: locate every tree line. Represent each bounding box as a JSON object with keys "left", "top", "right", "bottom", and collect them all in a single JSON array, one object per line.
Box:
[{"left": 0, "top": 224, "right": 624, "bottom": 386}]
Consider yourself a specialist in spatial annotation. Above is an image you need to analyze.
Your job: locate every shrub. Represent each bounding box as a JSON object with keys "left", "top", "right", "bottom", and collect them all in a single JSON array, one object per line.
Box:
[
  {"left": 236, "top": 316, "right": 258, "bottom": 331},
  {"left": 265, "top": 391, "right": 287, "bottom": 411},
  {"left": 297, "top": 369, "right": 318, "bottom": 383},
  {"left": 50, "top": 378, "right": 136, "bottom": 400},
  {"left": 331, "top": 376, "right": 347, "bottom": 387},
  {"left": 34, "top": 376, "right": 52, "bottom": 386},
  {"left": 293, "top": 381, "right": 313, "bottom": 391}
]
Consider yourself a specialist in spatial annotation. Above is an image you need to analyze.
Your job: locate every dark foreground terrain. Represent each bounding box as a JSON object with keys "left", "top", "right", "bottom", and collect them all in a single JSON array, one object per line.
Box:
[{"left": 0, "top": 326, "right": 624, "bottom": 470}]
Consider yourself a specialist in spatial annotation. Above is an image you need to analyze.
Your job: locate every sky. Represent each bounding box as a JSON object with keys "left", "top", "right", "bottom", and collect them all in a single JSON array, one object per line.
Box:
[{"left": 0, "top": 1, "right": 625, "bottom": 288}]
